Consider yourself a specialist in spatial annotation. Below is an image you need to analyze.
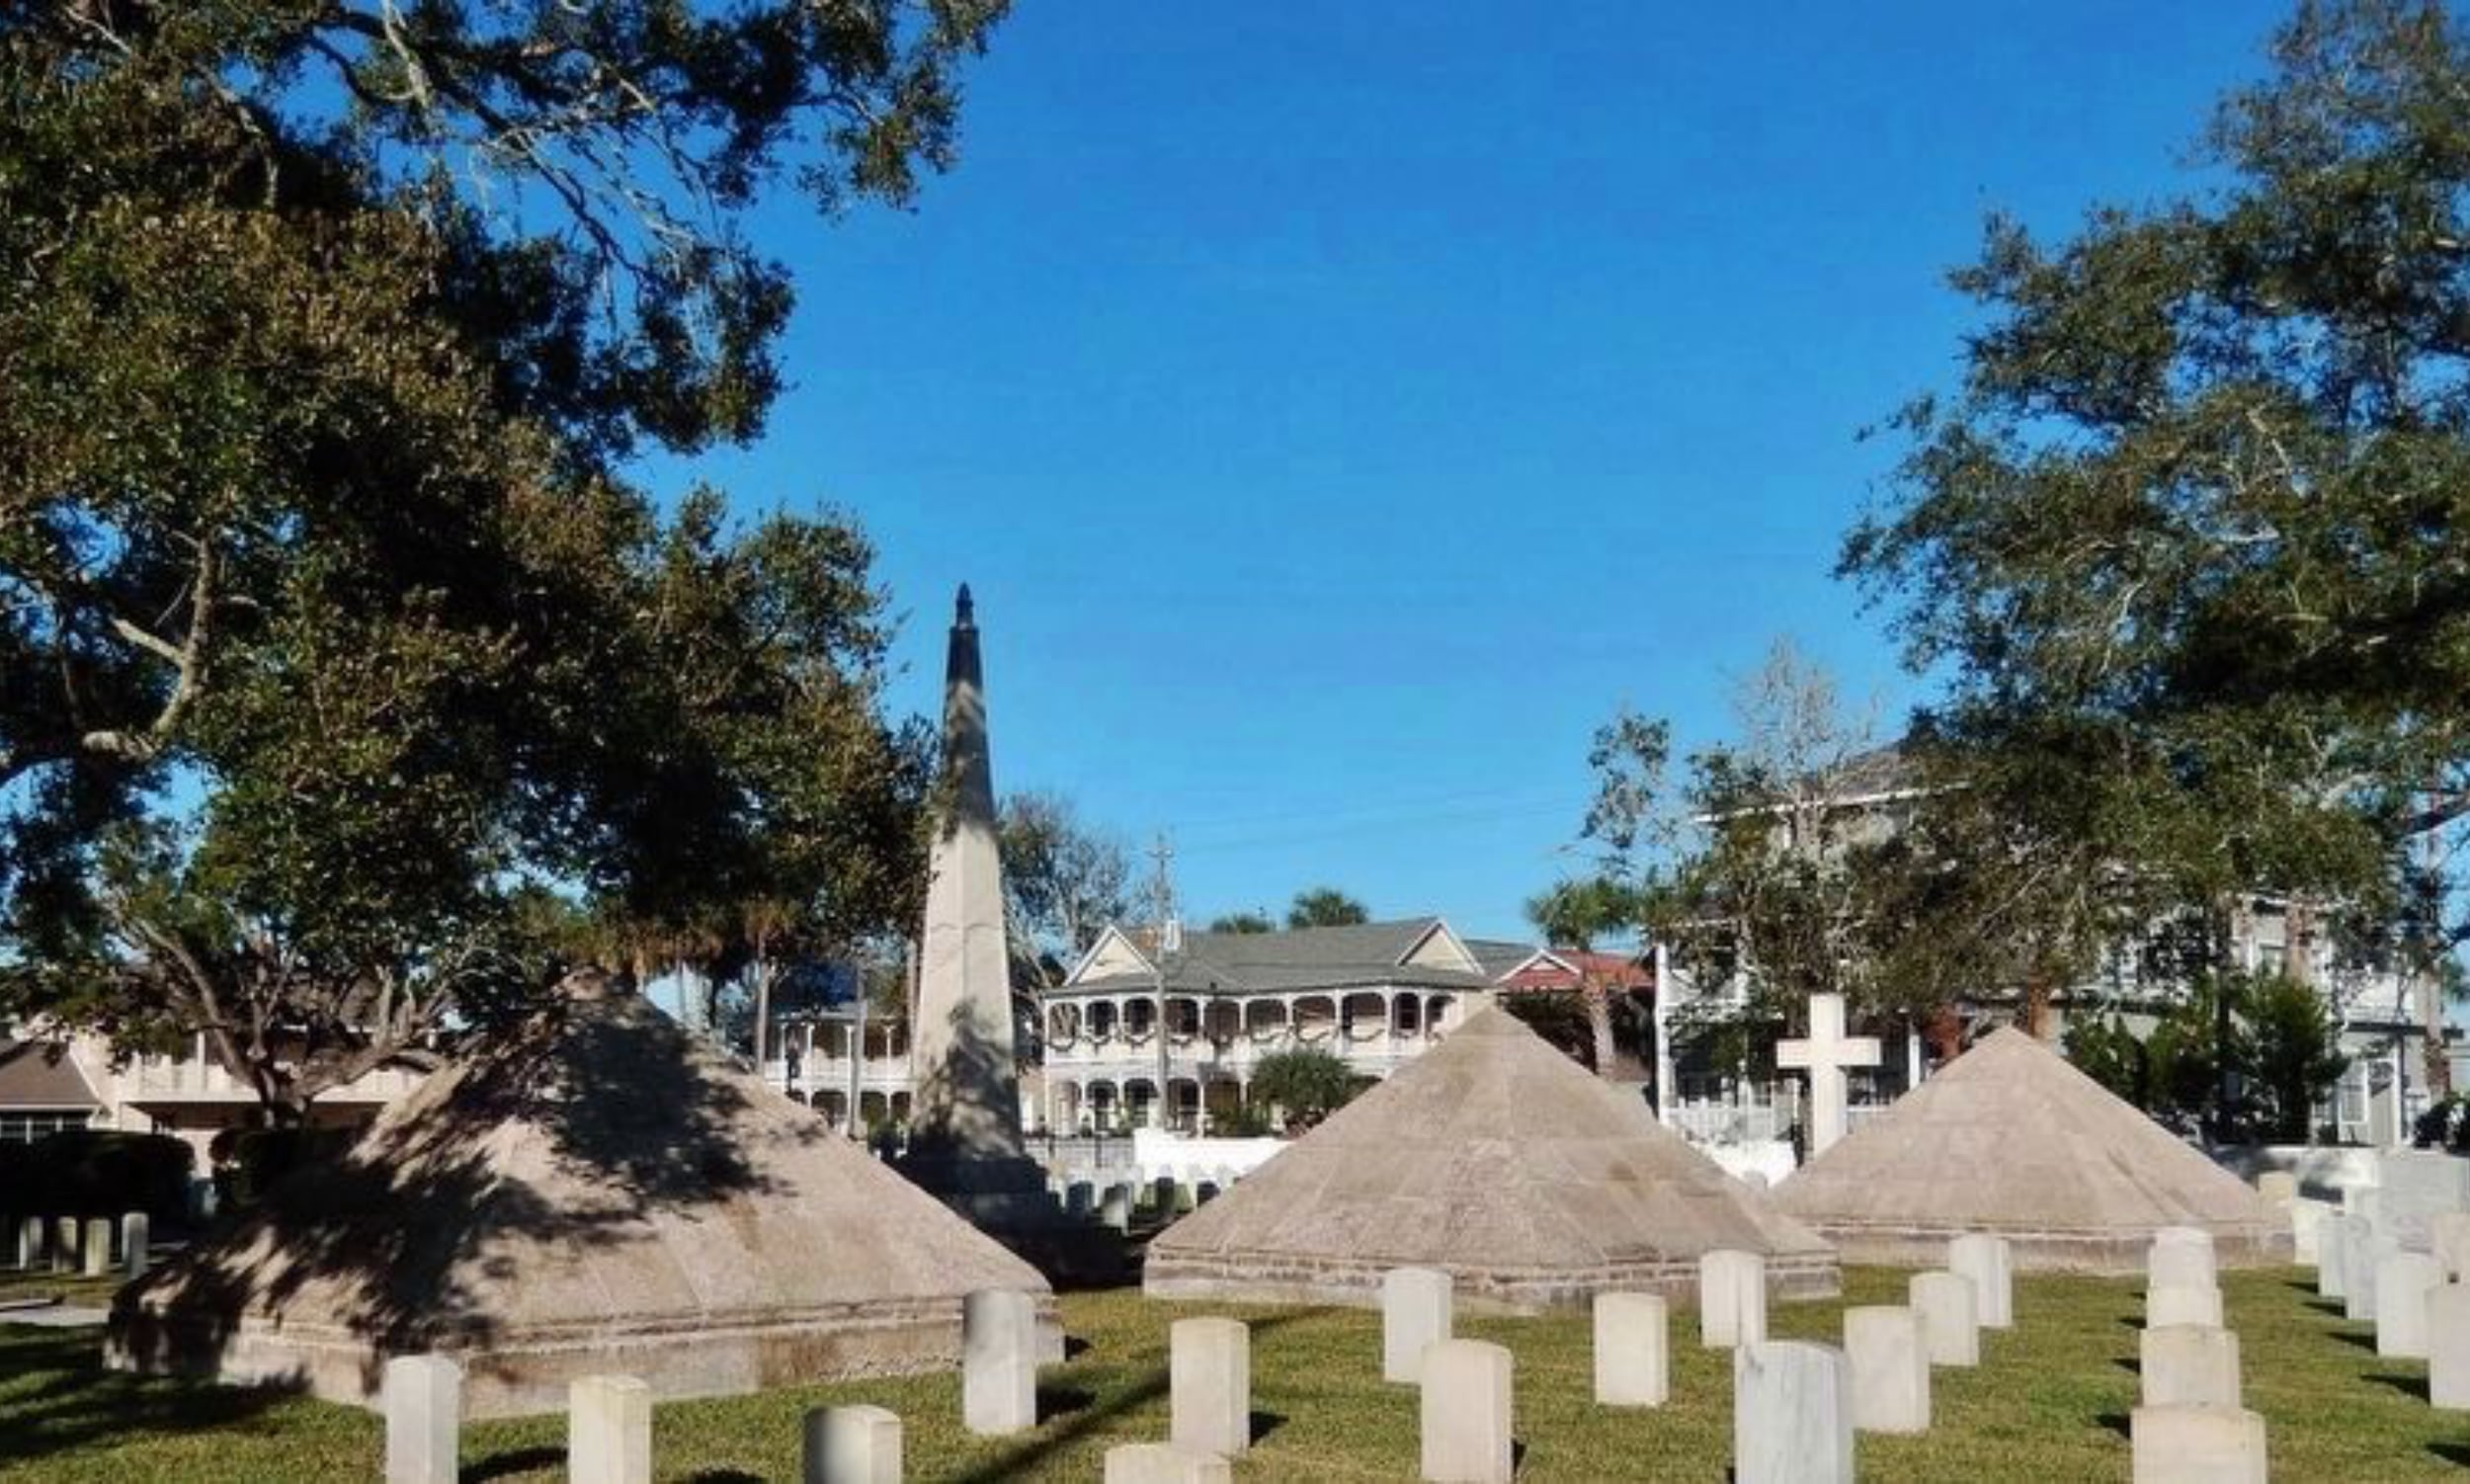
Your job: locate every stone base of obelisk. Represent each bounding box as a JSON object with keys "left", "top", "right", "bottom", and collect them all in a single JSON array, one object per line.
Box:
[{"left": 896, "top": 1148, "right": 1129, "bottom": 1289}]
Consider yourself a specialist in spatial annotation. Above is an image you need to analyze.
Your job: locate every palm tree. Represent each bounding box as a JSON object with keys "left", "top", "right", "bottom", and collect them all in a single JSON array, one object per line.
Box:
[{"left": 1524, "top": 875, "right": 1646, "bottom": 1077}]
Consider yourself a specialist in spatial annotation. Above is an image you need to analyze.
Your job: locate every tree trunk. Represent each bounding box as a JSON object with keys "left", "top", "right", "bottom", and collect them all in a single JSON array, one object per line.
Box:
[
  {"left": 2020, "top": 969, "right": 2054, "bottom": 1040},
  {"left": 1586, "top": 983, "right": 1616, "bottom": 1078}
]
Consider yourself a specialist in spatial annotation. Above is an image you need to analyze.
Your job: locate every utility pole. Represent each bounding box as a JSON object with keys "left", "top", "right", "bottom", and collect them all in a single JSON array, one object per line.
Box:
[{"left": 1150, "top": 832, "right": 1179, "bottom": 1132}]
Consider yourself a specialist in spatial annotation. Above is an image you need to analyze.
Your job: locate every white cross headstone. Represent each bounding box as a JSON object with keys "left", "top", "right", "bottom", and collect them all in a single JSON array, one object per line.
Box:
[{"left": 1776, "top": 994, "right": 1882, "bottom": 1157}]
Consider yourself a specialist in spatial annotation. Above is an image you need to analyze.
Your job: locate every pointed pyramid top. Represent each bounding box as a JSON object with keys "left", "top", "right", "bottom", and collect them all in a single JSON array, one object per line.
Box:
[{"left": 954, "top": 582, "right": 975, "bottom": 628}]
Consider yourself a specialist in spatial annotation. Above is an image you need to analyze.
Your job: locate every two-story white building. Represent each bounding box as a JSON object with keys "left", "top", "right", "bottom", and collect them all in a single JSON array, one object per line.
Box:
[{"left": 1035, "top": 917, "right": 1525, "bottom": 1133}]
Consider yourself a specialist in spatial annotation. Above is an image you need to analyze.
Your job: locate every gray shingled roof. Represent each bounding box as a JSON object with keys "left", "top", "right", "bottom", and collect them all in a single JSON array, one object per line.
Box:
[
  {"left": 1072, "top": 918, "right": 1506, "bottom": 996},
  {"left": 0, "top": 1039, "right": 100, "bottom": 1110}
]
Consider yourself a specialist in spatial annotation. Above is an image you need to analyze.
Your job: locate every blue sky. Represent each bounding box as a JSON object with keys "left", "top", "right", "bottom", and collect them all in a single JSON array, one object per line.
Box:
[{"left": 648, "top": 1, "right": 2289, "bottom": 942}]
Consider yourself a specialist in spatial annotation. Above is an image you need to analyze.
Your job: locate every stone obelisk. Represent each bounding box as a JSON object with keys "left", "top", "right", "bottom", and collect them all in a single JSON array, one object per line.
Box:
[{"left": 908, "top": 583, "right": 1029, "bottom": 1166}]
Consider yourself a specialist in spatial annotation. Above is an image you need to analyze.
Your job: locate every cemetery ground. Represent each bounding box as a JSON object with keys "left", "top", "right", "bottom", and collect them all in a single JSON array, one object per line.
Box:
[{"left": 0, "top": 1266, "right": 2460, "bottom": 1481}]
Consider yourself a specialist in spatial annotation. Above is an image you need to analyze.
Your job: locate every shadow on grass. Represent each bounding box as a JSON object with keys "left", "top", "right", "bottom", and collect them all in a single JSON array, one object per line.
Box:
[
  {"left": 0, "top": 1327, "right": 301, "bottom": 1471},
  {"left": 682, "top": 1473, "right": 762, "bottom": 1483},
  {"left": 2430, "top": 1441, "right": 2470, "bottom": 1468},
  {"left": 2327, "top": 1329, "right": 2378, "bottom": 1353},
  {"left": 1250, "top": 1409, "right": 1288, "bottom": 1444},
  {"left": 1037, "top": 1384, "right": 1098, "bottom": 1421},
  {"left": 462, "top": 1443, "right": 564, "bottom": 1481},
  {"left": 2365, "top": 1371, "right": 2430, "bottom": 1402},
  {"left": 2113, "top": 1357, "right": 2141, "bottom": 1377},
  {"left": 2303, "top": 1298, "right": 2346, "bottom": 1317},
  {"left": 947, "top": 1309, "right": 1315, "bottom": 1484},
  {"left": 2097, "top": 1411, "right": 2130, "bottom": 1441}
]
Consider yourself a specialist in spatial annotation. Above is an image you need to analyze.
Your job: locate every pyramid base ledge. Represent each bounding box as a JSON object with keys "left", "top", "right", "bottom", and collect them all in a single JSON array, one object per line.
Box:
[
  {"left": 1141, "top": 1249, "right": 1842, "bottom": 1313},
  {"left": 104, "top": 1290, "right": 1063, "bottom": 1420},
  {"left": 1791, "top": 1221, "right": 2293, "bottom": 1275}
]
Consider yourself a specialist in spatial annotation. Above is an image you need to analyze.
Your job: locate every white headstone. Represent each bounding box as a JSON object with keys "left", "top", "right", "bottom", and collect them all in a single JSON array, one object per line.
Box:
[
  {"left": 2316, "top": 1212, "right": 2348, "bottom": 1298},
  {"left": 2147, "top": 1284, "right": 2223, "bottom": 1330},
  {"left": 14, "top": 1213, "right": 39, "bottom": 1270},
  {"left": 568, "top": 1374, "right": 652, "bottom": 1484},
  {"left": 1419, "top": 1338, "right": 1514, "bottom": 1484},
  {"left": 2374, "top": 1149, "right": 2470, "bottom": 1251},
  {"left": 1170, "top": 1316, "right": 1249, "bottom": 1457},
  {"left": 1593, "top": 1291, "right": 1669, "bottom": 1408},
  {"left": 2432, "top": 1210, "right": 2470, "bottom": 1281},
  {"left": 1947, "top": 1234, "right": 2014, "bottom": 1330},
  {"left": 1775, "top": 993, "right": 1883, "bottom": 1157},
  {"left": 962, "top": 1289, "right": 1038, "bottom": 1435},
  {"left": 2291, "top": 1198, "right": 2330, "bottom": 1267},
  {"left": 2140, "top": 1325, "right": 2240, "bottom": 1409},
  {"left": 1101, "top": 1185, "right": 1132, "bottom": 1232},
  {"left": 1103, "top": 1442, "right": 1232, "bottom": 1484},
  {"left": 1907, "top": 1271, "right": 1979, "bottom": 1367},
  {"left": 2374, "top": 1251, "right": 2443, "bottom": 1360},
  {"left": 1842, "top": 1306, "right": 1930, "bottom": 1436},
  {"left": 2429, "top": 1283, "right": 2470, "bottom": 1410},
  {"left": 79, "top": 1216, "right": 111, "bottom": 1278},
  {"left": 1699, "top": 1249, "right": 1769, "bottom": 1350},
  {"left": 51, "top": 1215, "right": 76, "bottom": 1273},
  {"left": 2148, "top": 1227, "right": 2216, "bottom": 1292},
  {"left": 382, "top": 1354, "right": 461, "bottom": 1484},
  {"left": 1733, "top": 1340, "right": 1856, "bottom": 1484},
  {"left": 1383, "top": 1267, "right": 1454, "bottom": 1383},
  {"left": 121, "top": 1210, "right": 149, "bottom": 1281},
  {"left": 2130, "top": 1404, "right": 2267, "bottom": 1484},
  {"left": 802, "top": 1404, "right": 902, "bottom": 1484},
  {"left": 2342, "top": 1215, "right": 2395, "bottom": 1322}
]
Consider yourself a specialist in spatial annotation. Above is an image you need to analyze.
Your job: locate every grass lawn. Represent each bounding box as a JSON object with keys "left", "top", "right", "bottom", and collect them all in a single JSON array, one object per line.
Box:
[{"left": 0, "top": 1264, "right": 2462, "bottom": 1481}]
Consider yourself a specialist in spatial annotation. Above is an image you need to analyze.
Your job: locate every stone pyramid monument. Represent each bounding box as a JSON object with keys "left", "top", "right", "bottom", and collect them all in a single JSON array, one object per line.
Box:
[
  {"left": 1144, "top": 1007, "right": 1840, "bottom": 1310},
  {"left": 1772, "top": 1026, "right": 2290, "bottom": 1272},
  {"left": 107, "top": 974, "right": 1051, "bottom": 1417}
]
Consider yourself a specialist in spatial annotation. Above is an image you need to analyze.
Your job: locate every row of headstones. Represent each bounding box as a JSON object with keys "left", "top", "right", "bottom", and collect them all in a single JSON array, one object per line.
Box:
[
  {"left": 1046, "top": 1174, "right": 1231, "bottom": 1230},
  {"left": 2134, "top": 1225, "right": 2268, "bottom": 1482},
  {"left": 2307, "top": 1180, "right": 2470, "bottom": 1408},
  {"left": 380, "top": 1289, "right": 1241, "bottom": 1484},
  {"left": 6, "top": 1212, "right": 151, "bottom": 1280},
  {"left": 1380, "top": 1236, "right": 2017, "bottom": 1484}
]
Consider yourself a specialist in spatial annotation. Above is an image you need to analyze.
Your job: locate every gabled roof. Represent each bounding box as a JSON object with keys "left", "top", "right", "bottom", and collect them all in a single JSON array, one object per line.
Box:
[
  {"left": 1146, "top": 1007, "right": 1837, "bottom": 1309},
  {"left": 1773, "top": 1027, "right": 2288, "bottom": 1272},
  {"left": 1464, "top": 938, "right": 1544, "bottom": 979},
  {"left": 0, "top": 1039, "right": 100, "bottom": 1111},
  {"left": 1063, "top": 918, "right": 1504, "bottom": 996},
  {"left": 1496, "top": 948, "right": 1653, "bottom": 993}
]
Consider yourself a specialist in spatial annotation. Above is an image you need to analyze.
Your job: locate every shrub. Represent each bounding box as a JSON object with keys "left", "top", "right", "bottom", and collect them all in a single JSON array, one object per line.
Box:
[
  {"left": 210, "top": 1126, "right": 359, "bottom": 1213},
  {"left": 0, "top": 1130, "right": 194, "bottom": 1222}
]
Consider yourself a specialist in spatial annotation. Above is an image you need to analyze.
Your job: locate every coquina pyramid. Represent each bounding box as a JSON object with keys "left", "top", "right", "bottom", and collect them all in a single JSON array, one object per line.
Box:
[
  {"left": 109, "top": 974, "right": 1050, "bottom": 1417},
  {"left": 1773, "top": 1026, "right": 2290, "bottom": 1272},
  {"left": 1145, "top": 1006, "right": 1839, "bottom": 1310}
]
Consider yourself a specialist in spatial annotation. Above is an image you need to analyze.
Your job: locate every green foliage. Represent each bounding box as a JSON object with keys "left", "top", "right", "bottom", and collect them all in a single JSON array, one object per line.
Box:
[
  {"left": 0, "top": 1130, "right": 194, "bottom": 1223},
  {"left": 1840, "top": 0, "right": 2470, "bottom": 992},
  {"left": 1246, "top": 1047, "right": 1364, "bottom": 1130},
  {"left": 1285, "top": 888, "right": 1369, "bottom": 930},
  {"left": 2077, "top": 972, "right": 2347, "bottom": 1142},
  {"left": 2246, "top": 972, "right": 2351, "bottom": 1142},
  {"left": 2063, "top": 1015, "right": 2151, "bottom": 1110},
  {"left": 1, "top": 0, "right": 994, "bottom": 1115},
  {"left": 1206, "top": 911, "right": 1276, "bottom": 935},
  {"left": 1000, "top": 792, "right": 1133, "bottom": 988},
  {"left": 208, "top": 1126, "right": 361, "bottom": 1215}
]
